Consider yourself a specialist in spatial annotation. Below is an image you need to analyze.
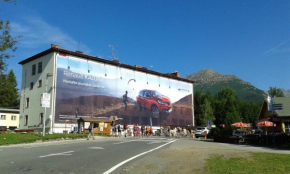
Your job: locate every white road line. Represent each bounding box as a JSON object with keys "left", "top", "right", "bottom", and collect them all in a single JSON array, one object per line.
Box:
[
  {"left": 23, "top": 146, "right": 36, "bottom": 149},
  {"left": 39, "top": 151, "right": 74, "bottom": 158},
  {"left": 88, "top": 147, "right": 104, "bottom": 149},
  {"left": 103, "top": 139, "right": 177, "bottom": 174},
  {"left": 113, "top": 142, "right": 126, "bottom": 145}
]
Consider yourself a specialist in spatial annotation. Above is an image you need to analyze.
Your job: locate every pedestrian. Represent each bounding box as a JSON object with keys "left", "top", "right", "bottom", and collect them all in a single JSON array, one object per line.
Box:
[
  {"left": 149, "top": 126, "right": 153, "bottom": 136},
  {"left": 141, "top": 125, "right": 145, "bottom": 137},
  {"left": 118, "top": 124, "right": 121, "bottom": 137},
  {"left": 123, "top": 91, "right": 128, "bottom": 111},
  {"left": 124, "top": 124, "right": 128, "bottom": 137},
  {"left": 167, "top": 126, "right": 171, "bottom": 137},
  {"left": 133, "top": 125, "right": 137, "bottom": 137},
  {"left": 146, "top": 125, "right": 149, "bottom": 137},
  {"left": 87, "top": 123, "right": 95, "bottom": 140}
]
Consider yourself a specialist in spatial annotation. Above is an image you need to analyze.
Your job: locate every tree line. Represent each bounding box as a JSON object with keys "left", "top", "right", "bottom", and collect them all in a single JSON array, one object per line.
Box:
[{"left": 194, "top": 86, "right": 285, "bottom": 130}]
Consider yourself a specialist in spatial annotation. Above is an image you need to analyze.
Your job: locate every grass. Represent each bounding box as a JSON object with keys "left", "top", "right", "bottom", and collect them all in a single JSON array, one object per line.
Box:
[
  {"left": 204, "top": 153, "right": 290, "bottom": 174},
  {"left": 0, "top": 133, "right": 87, "bottom": 146}
]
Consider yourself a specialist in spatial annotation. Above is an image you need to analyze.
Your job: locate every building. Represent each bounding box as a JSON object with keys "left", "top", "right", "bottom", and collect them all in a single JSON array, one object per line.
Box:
[
  {"left": 19, "top": 44, "right": 194, "bottom": 133},
  {"left": 258, "top": 97, "right": 290, "bottom": 133},
  {"left": 0, "top": 108, "right": 20, "bottom": 130}
]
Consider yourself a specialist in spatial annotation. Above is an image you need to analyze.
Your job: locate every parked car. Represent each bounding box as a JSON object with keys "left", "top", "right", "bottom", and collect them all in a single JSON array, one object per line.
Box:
[
  {"left": 232, "top": 130, "right": 246, "bottom": 137},
  {"left": 194, "top": 127, "right": 210, "bottom": 138},
  {"left": 136, "top": 89, "right": 173, "bottom": 118}
]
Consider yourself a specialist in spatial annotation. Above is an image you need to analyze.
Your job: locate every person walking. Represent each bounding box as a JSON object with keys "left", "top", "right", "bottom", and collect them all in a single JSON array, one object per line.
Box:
[
  {"left": 87, "top": 123, "right": 95, "bottom": 140},
  {"left": 141, "top": 125, "right": 145, "bottom": 137},
  {"left": 146, "top": 125, "right": 150, "bottom": 137},
  {"left": 118, "top": 124, "right": 121, "bottom": 137}
]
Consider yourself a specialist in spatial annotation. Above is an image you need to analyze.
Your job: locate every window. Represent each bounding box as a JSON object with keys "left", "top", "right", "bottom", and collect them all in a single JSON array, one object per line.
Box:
[
  {"left": 11, "top": 115, "right": 17, "bottom": 121},
  {"left": 285, "top": 122, "right": 290, "bottom": 134},
  {"left": 24, "top": 115, "right": 28, "bottom": 126},
  {"left": 40, "top": 113, "right": 43, "bottom": 124},
  {"left": 30, "top": 82, "right": 34, "bottom": 90},
  {"left": 1, "top": 115, "right": 6, "bottom": 120},
  {"left": 32, "top": 64, "right": 36, "bottom": 75},
  {"left": 26, "top": 98, "right": 30, "bottom": 108},
  {"left": 38, "top": 79, "right": 42, "bottom": 87},
  {"left": 38, "top": 62, "right": 42, "bottom": 74}
]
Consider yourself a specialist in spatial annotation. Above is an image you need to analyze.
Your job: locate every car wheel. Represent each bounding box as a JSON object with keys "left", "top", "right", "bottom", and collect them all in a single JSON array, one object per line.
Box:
[
  {"left": 137, "top": 102, "right": 142, "bottom": 111},
  {"left": 151, "top": 105, "right": 159, "bottom": 118}
]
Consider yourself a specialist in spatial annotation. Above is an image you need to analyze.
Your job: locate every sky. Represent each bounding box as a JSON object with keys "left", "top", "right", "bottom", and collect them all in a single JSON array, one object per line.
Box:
[{"left": 1, "top": 0, "right": 290, "bottom": 91}]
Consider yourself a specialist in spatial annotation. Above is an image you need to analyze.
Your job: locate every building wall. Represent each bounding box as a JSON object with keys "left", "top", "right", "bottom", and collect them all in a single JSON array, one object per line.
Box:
[
  {"left": 19, "top": 52, "right": 55, "bottom": 131},
  {"left": 0, "top": 112, "right": 19, "bottom": 129},
  {"left": 19, "top": 51, "right": 194, "bottom": 133}
]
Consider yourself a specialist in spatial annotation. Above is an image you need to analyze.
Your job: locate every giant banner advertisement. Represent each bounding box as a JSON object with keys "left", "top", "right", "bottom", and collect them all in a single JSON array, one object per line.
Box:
[{"left": 55, "top": 55, "right": 193, "bottom": 126}]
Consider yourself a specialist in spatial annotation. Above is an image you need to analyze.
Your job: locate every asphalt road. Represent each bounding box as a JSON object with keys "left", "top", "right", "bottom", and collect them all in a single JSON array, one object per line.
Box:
[{"left": 0, "top": 137, "right": 176, "bottom": 174}]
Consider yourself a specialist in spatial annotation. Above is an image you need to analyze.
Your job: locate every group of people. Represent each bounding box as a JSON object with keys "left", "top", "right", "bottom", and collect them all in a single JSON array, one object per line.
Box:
[{"left": 111, "top": 124, "right": 154, "bottom": 137}]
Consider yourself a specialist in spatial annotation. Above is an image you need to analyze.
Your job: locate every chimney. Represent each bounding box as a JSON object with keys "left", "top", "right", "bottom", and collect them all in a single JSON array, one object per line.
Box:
[
  {"left": 172, "top": 71, "right": 180, "bottom": 77},
  {"left": 134, "top": 65, "right": 142, "bottom": 68},
  {"left": 76, "top": 51, "right": 83, "bottom": 54},
  {"left": 51, "top": 44, "right": 60, "bottom": 49}
]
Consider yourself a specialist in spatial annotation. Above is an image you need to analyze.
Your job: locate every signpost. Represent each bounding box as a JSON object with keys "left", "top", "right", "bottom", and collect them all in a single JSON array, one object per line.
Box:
[{"left": 42, "top": 93, "right": 51, "bottom": 137}]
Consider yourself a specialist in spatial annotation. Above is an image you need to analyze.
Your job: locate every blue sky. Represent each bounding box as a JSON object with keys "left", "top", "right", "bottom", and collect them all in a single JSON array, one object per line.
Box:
[{"left": 2, "top": 0, "right": 290, "bottom": 91}]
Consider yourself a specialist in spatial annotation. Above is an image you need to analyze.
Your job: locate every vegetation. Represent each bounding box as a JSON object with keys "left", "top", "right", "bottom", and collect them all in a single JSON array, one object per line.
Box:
[
  {"left": 204, "top": 153, "right": 290, "bottom": 174},
  {"left": 0, "top": 69, "right": 19, "bottom": 107},
  {"left": 194, "top": 87, "right": 261, "bottom": 129},
  {"left": 0, "top": 133, "right": 87, "bottom": 146},
  {"left": 0, "top": 0, "right": 20, "bottom": 108},
  {"left": 268, "top": 87, "right": 284, "bottom": 97}
]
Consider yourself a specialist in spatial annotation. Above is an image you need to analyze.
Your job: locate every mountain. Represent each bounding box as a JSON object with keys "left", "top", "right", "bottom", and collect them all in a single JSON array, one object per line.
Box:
[{"left": 184, "top": 69, "right": 266, "bottom": 102}]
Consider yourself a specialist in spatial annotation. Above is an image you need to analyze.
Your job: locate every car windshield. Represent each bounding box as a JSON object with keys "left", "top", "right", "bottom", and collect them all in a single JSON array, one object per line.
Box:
[{"left": 148, "top": 90, "right": 162, "bottom": 97}]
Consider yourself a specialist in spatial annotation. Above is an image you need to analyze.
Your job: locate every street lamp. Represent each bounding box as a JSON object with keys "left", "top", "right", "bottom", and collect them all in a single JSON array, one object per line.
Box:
[{"left": 43, "top": 73, "right": 53, "bottom": 137}]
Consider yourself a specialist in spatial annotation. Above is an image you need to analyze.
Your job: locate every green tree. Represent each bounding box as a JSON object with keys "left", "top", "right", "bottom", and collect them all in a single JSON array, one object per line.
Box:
[
  {"left": 0, "top": 69, "right": 19, "bottom": 107},
  {"left": 194, "top": 90, "right": 213, "bottom": 126},
  {"left": 268, "top": 87, "right": 284, "bottom": 97},
  {"left": 214, "top": 87, "right": 241, "bottom": 129},
  {"left": 200, "top": 98, "right": 215, "bottom": 126},
  {"left": 0, "top": 0, "right": 20, "bottom": 75}
]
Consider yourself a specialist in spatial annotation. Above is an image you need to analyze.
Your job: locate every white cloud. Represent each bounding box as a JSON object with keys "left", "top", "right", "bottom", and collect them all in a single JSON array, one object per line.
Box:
[{"left": 10, "top": 16, "right": 91, "bottom": 54}]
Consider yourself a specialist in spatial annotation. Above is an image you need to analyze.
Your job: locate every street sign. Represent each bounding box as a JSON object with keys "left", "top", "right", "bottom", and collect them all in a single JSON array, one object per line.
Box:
[
  {"left": 207, "top": 120, "right": 211, "bottom": 126},
  {"left": 42, "top": 93, "right": 51, "bottom": 108}
]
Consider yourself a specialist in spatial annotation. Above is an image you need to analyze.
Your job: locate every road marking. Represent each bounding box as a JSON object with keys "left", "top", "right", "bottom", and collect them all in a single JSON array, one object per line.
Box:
[
  {"left": 147, "top": 141, "right": 163, "bottom": 144},
  {"left": 113, "top": 141, "right": 126, "bottom": 145},
  {"left": 88, "top": 147, "right": 104, "bottom": 149},
  {"left": 103, "top": 139, "right": 177, "bottom": 174},
  {"left": 39, "top": 151, "right": 74, "bottom": 158}
]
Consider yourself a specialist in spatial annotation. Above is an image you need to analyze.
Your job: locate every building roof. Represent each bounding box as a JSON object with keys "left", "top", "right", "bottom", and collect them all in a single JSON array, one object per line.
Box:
[
  {"left": 0, "top": 108, "right": 20, "bottom": 113},
  {"left": 18, "top": 45, "right": 194, "bottom": 84},
  {"left": 272, "top": 97, "right": 290, "bottom": 117}
]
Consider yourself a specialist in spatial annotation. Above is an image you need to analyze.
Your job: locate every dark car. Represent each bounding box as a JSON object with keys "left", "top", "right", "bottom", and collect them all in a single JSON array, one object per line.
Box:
[{"left": 136, "top": 89, "right": 173, "bottom": 118}]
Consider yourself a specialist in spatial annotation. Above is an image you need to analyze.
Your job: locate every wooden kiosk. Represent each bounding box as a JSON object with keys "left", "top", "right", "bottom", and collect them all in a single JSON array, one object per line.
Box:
[{"left": 77, "top": 116, "right": 119, "bottom": 135}]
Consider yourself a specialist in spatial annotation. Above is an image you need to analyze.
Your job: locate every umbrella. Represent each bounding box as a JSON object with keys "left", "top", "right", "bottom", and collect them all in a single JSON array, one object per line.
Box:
[
  {"left": 231, "top": 122, "right": 251, "bottom": 128},
  {"left": 256, "top": 121, "right": 276, "bottom": 127}
]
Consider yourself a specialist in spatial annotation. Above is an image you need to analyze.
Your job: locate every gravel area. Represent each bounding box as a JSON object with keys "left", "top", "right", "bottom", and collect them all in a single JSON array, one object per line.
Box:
[{"left": 119, "top": 138, "right": 289, "bottom": 174}]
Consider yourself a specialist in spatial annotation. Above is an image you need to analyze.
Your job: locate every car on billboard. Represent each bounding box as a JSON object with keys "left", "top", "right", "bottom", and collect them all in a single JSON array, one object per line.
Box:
[{"left": 136, "top": 89, "right": 173, "bottom": 118}]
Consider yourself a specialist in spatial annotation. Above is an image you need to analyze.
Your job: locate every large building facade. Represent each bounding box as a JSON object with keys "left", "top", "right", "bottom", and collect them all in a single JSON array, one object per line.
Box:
[{"left": 19, "top": 45, "right": 194, "bottom": 133}]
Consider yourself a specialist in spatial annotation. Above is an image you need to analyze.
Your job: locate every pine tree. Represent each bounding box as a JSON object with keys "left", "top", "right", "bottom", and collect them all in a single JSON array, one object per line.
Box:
[{"left": 0, "top": 70, "right": 19, "bottom": 108}]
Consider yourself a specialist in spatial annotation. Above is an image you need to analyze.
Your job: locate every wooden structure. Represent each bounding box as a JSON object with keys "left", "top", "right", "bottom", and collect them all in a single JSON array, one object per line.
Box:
[{"left": 77, "top": 116, "right": 119, "bottom": 135}]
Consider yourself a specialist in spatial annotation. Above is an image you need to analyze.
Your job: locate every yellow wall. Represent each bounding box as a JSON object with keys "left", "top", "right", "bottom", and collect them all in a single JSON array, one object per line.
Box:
[{"left": 0, "top": 112, "right": 19, "bottom": 129}]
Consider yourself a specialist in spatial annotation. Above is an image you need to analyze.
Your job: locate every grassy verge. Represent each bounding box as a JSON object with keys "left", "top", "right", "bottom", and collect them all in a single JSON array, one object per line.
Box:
[
  {"left": 204, "top": 153, "right": 290, "bottom": 174},
  {"left": 0, "top": 133, "right": 87, "bottom": 146}
]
